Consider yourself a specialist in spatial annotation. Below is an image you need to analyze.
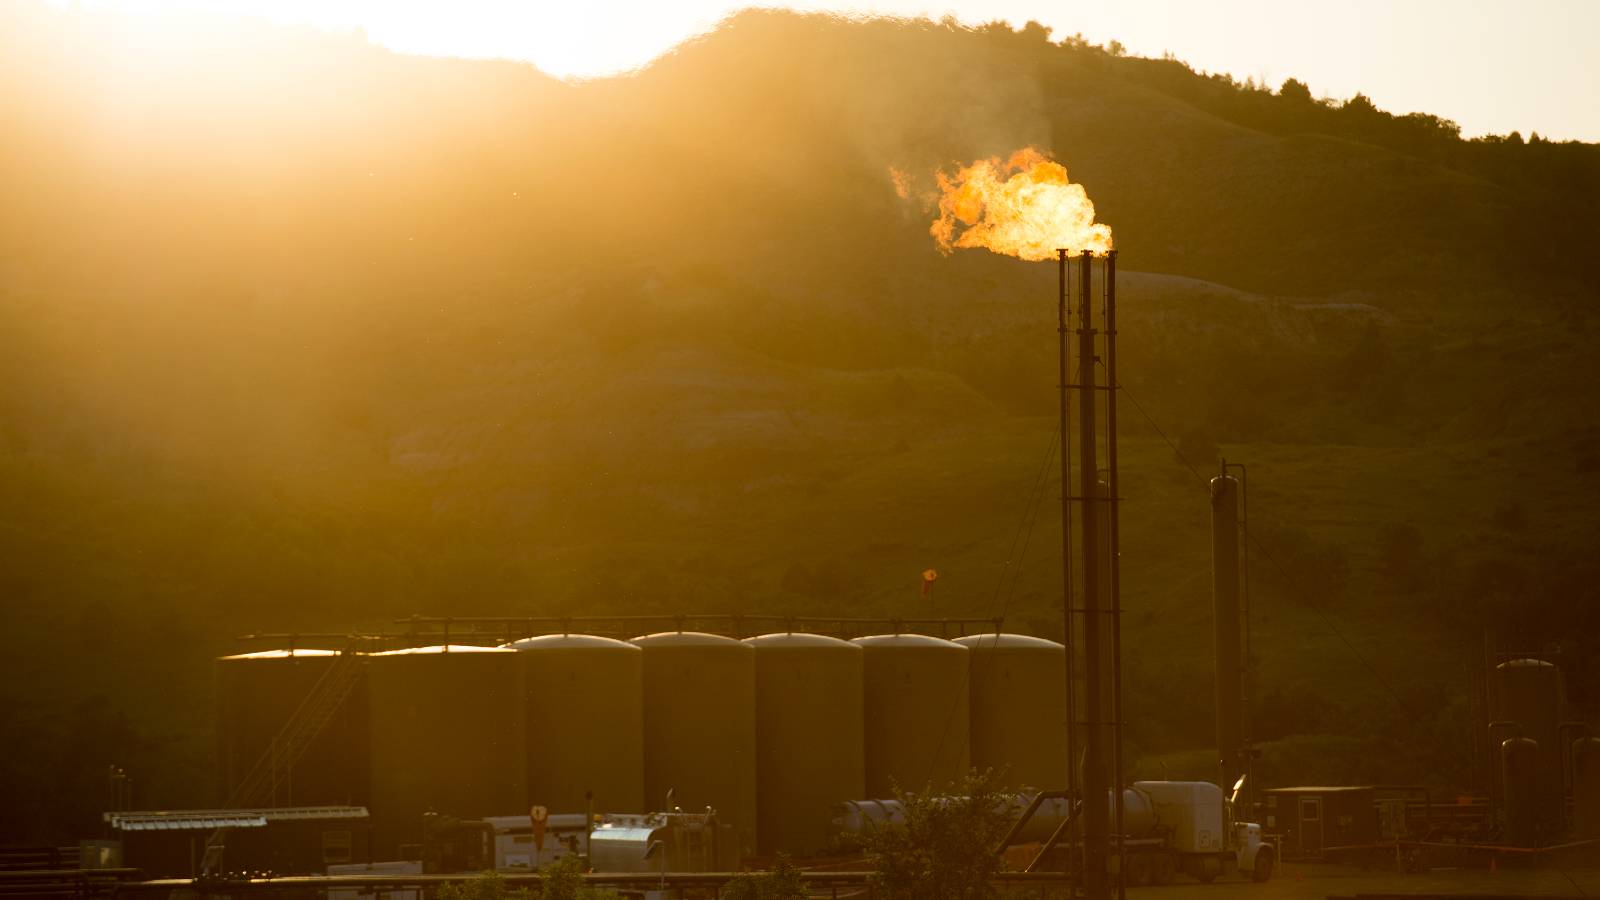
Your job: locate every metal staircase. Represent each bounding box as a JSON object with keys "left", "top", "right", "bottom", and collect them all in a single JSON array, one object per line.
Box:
[{"left": 202, "top": 644, "right": 366, "bottom": 877}]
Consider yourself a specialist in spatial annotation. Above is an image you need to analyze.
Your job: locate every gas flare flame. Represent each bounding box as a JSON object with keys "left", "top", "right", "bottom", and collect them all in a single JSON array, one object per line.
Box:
[{"left": 924, "top": 148, "right": 1112, "bottom": 261}]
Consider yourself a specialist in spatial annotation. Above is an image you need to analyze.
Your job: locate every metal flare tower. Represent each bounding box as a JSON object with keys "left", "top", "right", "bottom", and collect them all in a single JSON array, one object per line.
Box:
[{"left": 1057, "top": 249, "right": 1123, "bottom": 900}]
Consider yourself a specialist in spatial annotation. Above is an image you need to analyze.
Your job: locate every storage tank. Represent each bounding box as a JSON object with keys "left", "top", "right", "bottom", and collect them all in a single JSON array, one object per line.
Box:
[
  {"left": 1490, "top": 659, "right": 1564, "bottom": 830},
  {"left": 1575, "top": 737, "right": 1600, "bottom": 839},
  {"left": 367, "top": 645, "right": 525, "bottom": 857},
  {"left": 852, "top": 634, "right": 969, "bottom": 797},
  {"left": 954, "top": 634, "right": 1067, "bottom": 791},
  {"left": 502, "top": 634, "right": 644, "bottom": 815},
  {"left": 1501, "top": 736, "right": 1541, "bottom": 847},
  {"left": 745, "top": 633, "right": 864, "bottom": 855},
  {"left": 215, "top": 648, "right": 369, "bottom": 807},
  {"left": 632, "top": 632, "right": 756, "bottom": 863}
]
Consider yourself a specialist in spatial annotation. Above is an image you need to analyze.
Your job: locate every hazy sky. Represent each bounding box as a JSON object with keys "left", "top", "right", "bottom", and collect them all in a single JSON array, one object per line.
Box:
[{"left": 73, "top": 0, "right": 1600, "bottom": 141}]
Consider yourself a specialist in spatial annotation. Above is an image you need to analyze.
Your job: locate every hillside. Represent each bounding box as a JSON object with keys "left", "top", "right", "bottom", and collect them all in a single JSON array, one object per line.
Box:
[{"left": 2, "top": 3, "right": 1599, "bottom": 841}]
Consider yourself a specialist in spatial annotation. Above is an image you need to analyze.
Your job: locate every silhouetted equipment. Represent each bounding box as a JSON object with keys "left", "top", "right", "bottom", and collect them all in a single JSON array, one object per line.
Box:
[
  {"left": 366, "top": 645, "right": 526, "bottom": 858},
  {"left": 1488, "top": 658, "right": 1564, "bottom": 837},
  {"left": 1573, "top": 736, "right": 1600, "bottom": 839},
  {"left": 1261, "top": 786, "right": 1397, "bottom": 860},
  {"left": 631, "top": 631, "right": 757, "bottom": 860},
  {"left": 851, "top": 633, "right": 970, "bottom": 797},
  {"left": 744, "top": 632, "right": 864, "bottom": 856},
  {"left": 501, "top": 633, "right": 645, "bottom": 816},
  {"left": 954, "top": 633, "right": 1068, "bottom": 791},
  {"left": 107, "top": 806, "right": 369, "bottom": 878},
  {"left": 421, "top": 813, "right": 495, "bottom": 874},
  {"left": 1501, "top": 736, "right": 1541, "bottom": 847},
  {"left": 1211, "top": 472, "right": 1244, "bottom": 793},
  {"left": 588, "top": 811, "right": 725, "bottom": 873}
]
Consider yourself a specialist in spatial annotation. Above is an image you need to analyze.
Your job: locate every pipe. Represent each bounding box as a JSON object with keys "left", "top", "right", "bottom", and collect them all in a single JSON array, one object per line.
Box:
[
  {"left": 1105, "top": 249, "right": 1125, "bottom": 900},
  {"left": 1223, "top": 460, "right": 1251, "bottom": 812},
  {"left": 1078, "top": 250, "right": 1107, "bottom": 900},
  {"left": 1057, "top": 249, "right": 1077, "bottom": 804},
  {"left": 1211, "top": 471, "right": 1243, "bottom": 793}
]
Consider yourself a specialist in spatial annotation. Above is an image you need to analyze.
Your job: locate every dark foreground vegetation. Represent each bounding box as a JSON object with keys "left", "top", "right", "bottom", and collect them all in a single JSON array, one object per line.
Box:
[{"left": 2, "top": 3, "right": 1598, "bottom": 842}]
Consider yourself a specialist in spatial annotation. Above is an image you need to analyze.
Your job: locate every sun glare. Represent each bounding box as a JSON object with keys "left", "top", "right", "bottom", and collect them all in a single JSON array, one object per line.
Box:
[
  {"left": 54, "top": 0, "right": 736, "bottom": 80},
  {"left": 44, "top": 0, "right": 1600, "bottom": 138}
]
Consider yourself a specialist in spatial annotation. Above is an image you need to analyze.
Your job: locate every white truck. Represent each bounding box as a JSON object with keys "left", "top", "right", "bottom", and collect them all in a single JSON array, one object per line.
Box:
[{"left": 1116, "top": 779, "right": 1273, "bottom": 884}]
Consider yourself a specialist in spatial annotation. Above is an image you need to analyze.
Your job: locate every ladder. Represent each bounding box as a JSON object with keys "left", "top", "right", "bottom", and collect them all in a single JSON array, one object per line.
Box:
[{"left": 202, "top": 644, "right": 366, "bottom": 877}]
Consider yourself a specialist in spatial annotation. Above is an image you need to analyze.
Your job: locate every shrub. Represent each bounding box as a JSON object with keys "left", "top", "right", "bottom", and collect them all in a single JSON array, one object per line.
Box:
[
  {"left": 723, "top": 855, "right": 807, "bottom": 900},
  {"left": 437, "top": 872, "right": 532, "bottom": 900},
  {"left": 862, "top": 771, "right": 1013, "bottom": 900},
  {"left": 538, "top": 854, "right": 621, "bottom": 900},
  {"left": 436, "top": 857, "right": 620, "bottom": 900}
]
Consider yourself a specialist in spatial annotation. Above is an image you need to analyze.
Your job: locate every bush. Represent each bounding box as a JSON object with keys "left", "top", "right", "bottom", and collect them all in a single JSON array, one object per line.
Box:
[
  {"left": 437, "top": 872, "right": 532, "bottom": 900},
  {"left": 436, "top": 857, "right": 620, "bottom": 900},
  {"left": 538, "top": 854, "right": 621, "bottom": 900},
  {"left": 862, "top": 771, "right": 1013, "bottom": 900},
  {"left": 723, "top": 855, "right": 807, "bottom": 900}
]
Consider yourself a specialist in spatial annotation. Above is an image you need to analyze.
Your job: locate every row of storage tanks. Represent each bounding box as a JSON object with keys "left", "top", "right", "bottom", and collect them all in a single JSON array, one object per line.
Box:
[{"left": 218, "top": 632, "right": 1068, "bottom": 859}]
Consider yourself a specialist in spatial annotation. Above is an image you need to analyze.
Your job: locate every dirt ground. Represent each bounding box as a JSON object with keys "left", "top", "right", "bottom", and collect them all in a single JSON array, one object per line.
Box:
[{"left": 1122, "top": 860, "right": 1600, "bottom": 898}]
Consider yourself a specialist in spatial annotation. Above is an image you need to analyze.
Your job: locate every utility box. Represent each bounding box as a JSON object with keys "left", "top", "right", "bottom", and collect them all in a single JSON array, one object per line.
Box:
[
  {"left": 1263, "top": 786, "right": 1379, "bottom": 859},
  {"left": 482, "top": 814, "right": 586, "bottom": 869},
  {"left": 1134, "top": 781, "right": 1224, "bottom": 853}
]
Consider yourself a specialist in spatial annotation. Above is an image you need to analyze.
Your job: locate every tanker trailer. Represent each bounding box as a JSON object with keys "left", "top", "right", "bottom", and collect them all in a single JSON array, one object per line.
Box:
[{"left": 832, "top": 778, "right": 1273, "bottom": 884}]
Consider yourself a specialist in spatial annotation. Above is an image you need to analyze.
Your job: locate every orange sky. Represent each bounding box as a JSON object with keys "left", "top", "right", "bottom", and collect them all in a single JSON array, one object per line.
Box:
[{"left": 60, "top": 0, "right": 1600, "bottom": 142}]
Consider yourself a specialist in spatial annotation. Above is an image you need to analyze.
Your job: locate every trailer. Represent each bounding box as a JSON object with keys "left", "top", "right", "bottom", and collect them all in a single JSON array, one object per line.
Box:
[{"left": 834, "top": 779, "right": 1274, "bottom": 884}]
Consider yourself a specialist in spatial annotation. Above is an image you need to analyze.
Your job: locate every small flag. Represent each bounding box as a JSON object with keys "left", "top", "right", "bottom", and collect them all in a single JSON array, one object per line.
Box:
[{"left": 921, "top": 569, "right": 939, "bottom": 597}]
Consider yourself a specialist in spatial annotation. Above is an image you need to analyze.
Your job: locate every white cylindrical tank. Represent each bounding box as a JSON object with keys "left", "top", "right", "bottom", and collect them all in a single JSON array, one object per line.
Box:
[
  {"left": 954, "top": 634, "right": 1068, "bottom": 791},
  {"left": 503, "top": 634, "right": 644, "bottom": 815},
  {"left": 852, "top": 634, "right": 969, "bottom": 796},
  {"left": 633, "top": 631, "right": 756, "bottom": 863},
  {"left": 745, "top": 632, "right": 864, "bottom": 855}
]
